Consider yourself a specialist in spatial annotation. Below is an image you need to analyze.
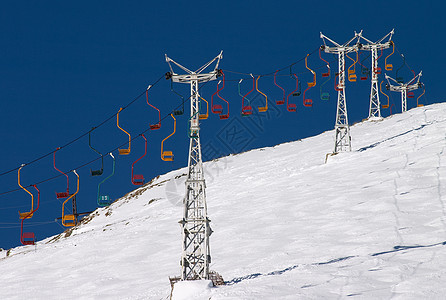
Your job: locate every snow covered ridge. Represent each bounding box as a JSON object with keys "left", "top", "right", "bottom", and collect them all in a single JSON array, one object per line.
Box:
[{"left": 2, "top": 103, "right": 446, "bottom": 299}]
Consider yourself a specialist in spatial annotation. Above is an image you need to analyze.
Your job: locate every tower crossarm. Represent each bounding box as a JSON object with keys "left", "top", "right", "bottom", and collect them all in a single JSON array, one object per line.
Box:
[
  {"left": 359, "top": 29, "right": 394, "bottom": 50},
  {"left": 385, "top": 71, "right": 422, "bottom": 91},
  {"left": 320, "top": 31, "right": 362, "bottom": 54},
  {"left": 165, "top": 51, "right": 223, "bottom": 83}
]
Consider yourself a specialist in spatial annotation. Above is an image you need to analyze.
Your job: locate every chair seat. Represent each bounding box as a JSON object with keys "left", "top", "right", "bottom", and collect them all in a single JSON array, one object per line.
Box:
[
  {"left": 219, "top": 114, "right": 229, "bottom": 120},
  {"left": 19, "top": 211, "right": 33, "bottom": 219},
  {"left": 385, "top": 64, "right": 393, "bottom": 71},
  {"left": 276, "top": 100, "right": 285, "bottom": 105},
  {"left": 162, "top": 151, "right": 174, "bottom": 161},
  {"left": 56, "top": 192, "right": 70, "bottom": 199},
  {"left": 150, "top": 124, "right": 161, "bottom": 130},
  {"left": 199, "top": 114, "right": 208, "bottom": 120},
  {"left": 91, "top": 169, "right": 103, "bottom": 176},
  {"left": 119, "top": 148, "right": 130, "bottom": 155},
  {"left": 22, "top": 232, "right": 36, "bottom": 245}
]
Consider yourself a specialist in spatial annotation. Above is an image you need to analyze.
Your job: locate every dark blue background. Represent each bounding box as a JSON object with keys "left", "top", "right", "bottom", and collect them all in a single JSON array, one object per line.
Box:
[{"left": 0, "top": 1, "right": 442, "bottom": 249}]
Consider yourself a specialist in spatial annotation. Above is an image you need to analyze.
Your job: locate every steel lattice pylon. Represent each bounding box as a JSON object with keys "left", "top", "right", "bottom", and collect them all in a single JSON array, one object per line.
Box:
[
  {"left": 385, "top": 71, "right": 423, "bottom": 113},
  {"left": 358, "top": 30, "right": 394, "bottom": 119},
  {"left": 165, "top": 51, "right": 223, "bottom": 281},
  {"left": 320, "top": 32, "right": 361, "bottom": 153}
]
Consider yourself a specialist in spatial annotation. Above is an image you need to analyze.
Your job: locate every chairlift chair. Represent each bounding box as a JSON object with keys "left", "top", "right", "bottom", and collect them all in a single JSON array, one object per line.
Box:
[
  {"left": 287, "top": 74, "right": 299, "bottom": 112},
  {"left": 255, "top": 76, "right": 268, "bottom": 112},
  {"left": 239, "top": 78, "right": 253, "bottom": 117},
  {"left": 117, "top": 108, "right": 131, "bottom": 155},
  {"left": 88, "top": 129, "right": 104, "bottom": 176},
  {"left": 97, "top": 153, "right": 115, "bottom": 207},
  {"left": 131, "top": 134, "right": 147, "bottom": 186},
  {"left": 146, "top": 89, "right": 161, "bottom": 130},
  {"left": 303, "top": 54, "right": 315, "bottom": 107},
  {"left": 161, "top": 114, "right": 176, "bottom": 161},
  {"left": 17, "top": 165, "right": 34, "bottom": 219},
  {"left": 385, "top": 41, "right": 394, "bottom": 71},
  {"left": 274, "top": 70, "right": 286, "bottom": 105},
  {"left": 216, "top": 70, "right": 229, "bottom": 119},
  {"left": 61, "top": 170, "right": 79, "bottom": 227},
  {"left": 380, "top": 80, "right": 390, "bottom": 109},
  {"left": 170, "top": 80, "right": 185, "bottom": 116},
  {"left": 53, "top": 148, "right": 70, "bottom": 199},
  {"left": 199, "top": 96, "right": 209, "bottom": 120}
]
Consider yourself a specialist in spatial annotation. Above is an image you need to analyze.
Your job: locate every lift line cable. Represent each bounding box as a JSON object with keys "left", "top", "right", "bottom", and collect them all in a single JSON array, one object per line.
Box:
[
  {"left": 0, "top": 74, "right": 166, "bottom": 179},
  {"left": 0, "top": 74, "right": 215, "bottom": 199},
  {"left": 222, "top": 46, "right": 321, "bottom": 79}
]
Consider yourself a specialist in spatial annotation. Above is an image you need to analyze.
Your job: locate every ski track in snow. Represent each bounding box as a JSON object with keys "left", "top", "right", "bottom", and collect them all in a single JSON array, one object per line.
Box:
[{"left": 1, "top": 104, "right": 446, "bottom": 299}]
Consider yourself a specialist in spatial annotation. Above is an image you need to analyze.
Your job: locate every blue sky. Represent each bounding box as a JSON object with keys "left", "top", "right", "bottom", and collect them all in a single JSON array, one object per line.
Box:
[{"left": 0, "top": 1, "right": 442, "bottom": 249}]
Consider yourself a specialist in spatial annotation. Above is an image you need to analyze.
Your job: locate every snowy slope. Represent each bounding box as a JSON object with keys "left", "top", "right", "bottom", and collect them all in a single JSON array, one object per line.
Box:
[{"left": 1, "top": 103, "right": 446, "bottom": 299}]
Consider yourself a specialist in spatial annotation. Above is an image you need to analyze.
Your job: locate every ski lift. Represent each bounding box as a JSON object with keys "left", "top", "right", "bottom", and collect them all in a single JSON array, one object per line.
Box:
[
  {"left": 380, "top": 80, "right": 390, "bottom": 109},
  {"left": 20, "top": 185, "right": 40, "bottom": 245},
  {"left": 274, "top": 70, "right": 285, "bottom": 105},
  {"left": 358, "top": 52, "right": 370, "bottom": 81},
  {"left": 18, "top": 165, "right": 34, "bottom": 219},
  {"left": 117, "top": 107, "right": 131, "bottom": 155},
  {"left": 217, "top": 70, "right": 229, "bottom": 119},
  {"left": 239, "top": 77, "right": 254, "bottom": 117},
  {"left": 319, "top": 47, "right": 330, "bottom": 78},
  {"left": 374, "top": 48, "right": 383, "bottom": 75},
  {"left": 88, "top": 129, "right": 103, "bottom": 176},
  {"left": 161, "top": 114, "right": 176, "bottom": 161},
  {"left": 287, "top": 74, "right": 298, "bottom": 112},
  {"left": 346, "top": 50, "right": 358, "bottom": 82},
  {"left": 53, "top": 147, "right": 70, "bottom": 199},
  {"left": 256, "top": 76, "right": 268, "bottom": 112},
  {"left": 417, "top": 84, "right": 425, "bottom": 107},
  {"left": 303, "top": 54, "right": 315, "bottom": 107},
  {"left": 61, "top": 170, "right": 79, "bottom": 227},
  {"left": 199, "top": 96, "right": 209, "bottom": 120},
  {"left": 385, "top": 41, "right": 394, "bottom": 71},
  {"left": 146, "top": 88, "right": 161, "bottom": 130},
  {"left": 131, "top": 134, "right": 147, "bottom": 186},
  {"left": 170, "top": 80, "right": 185, "bottom": 116},
  {"left": 334, "top": 72, "right": 342, "bottom": 91},
  {"left": 396, "top": 54, "right": 405, "bottom": 83},
  {"left": 211, "top": 81, "right": 223, "bottom": 115},
  {"left": 97, "top": 153, "right": 115, "bottom": 207}
]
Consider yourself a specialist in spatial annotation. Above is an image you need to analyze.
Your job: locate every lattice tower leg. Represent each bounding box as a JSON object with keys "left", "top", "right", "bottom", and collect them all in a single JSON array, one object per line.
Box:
[
  {"left": 368, "top": 47, "right": 381, "bottom": 119},
  {"left": 401, "top": 89, "right": 407, "bottom": 112},
  {"left": 334, "top": 51, "right": 352, "bottom": 153},
  {"left": 180, "top": 78, "right": 211, "bottom": 281},
  {"left": 72, "top": 195, "right": 78, "bottom": 225}
]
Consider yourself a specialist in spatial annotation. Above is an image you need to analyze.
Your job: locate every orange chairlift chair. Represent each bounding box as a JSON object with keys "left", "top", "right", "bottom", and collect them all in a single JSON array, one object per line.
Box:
[
  {"left": 274, "top": 70, "right": 286, "bottom": 105},
  {"left": 346, "top": 50, "right": 358, "bottom": 82},
  {"left": 385, "top": 41, "right": 394, "bottom": 71},
  {"left": 255, "top": 75, "right": 268, "bottom": 112},
  {"left": 146, "top": 87, "right": 161, "bottom": 130},
  {"left": 117, "top": 107, "right": 131, "bottom": 155},
  {"left": 240, "top": 75, "right": 254, "bottom": 116},
  {"left": 18, "top": 164, "right": 34, "bottom": 219},
  {"left": 53, "top": 147, "right": 70, "bottom": 199},
  {"left": 287, "top": 74, "right": 299, "bottom": 112},
  {"left": 199, "top": 96, "right": 209, "bottom": 120},
  {"left": 131, "top": 134, "right": 147, "bottom": 185},
  {"left": 20, "top": 184, "right": 40, "bottom": 245},
  {"left": 417, "top": 84, "right": 425, "bottom": 107},
  {"left": 161, "top": 114, "right": 176, "bottom": 161},
  {"left": 61, "top": 170, "right": 79, "bottom": 227},
  {"left": 303, "top": 54, "right": 316, "bottom": 107},
  {"left": 380, "top": 80, "right": 390, "bottom": 109}
]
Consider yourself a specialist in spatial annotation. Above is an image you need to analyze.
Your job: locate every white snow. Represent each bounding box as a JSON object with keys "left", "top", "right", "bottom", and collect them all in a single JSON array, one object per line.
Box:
[{"left": 1, "top": 103, "right": 446, "bottom": 299}]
